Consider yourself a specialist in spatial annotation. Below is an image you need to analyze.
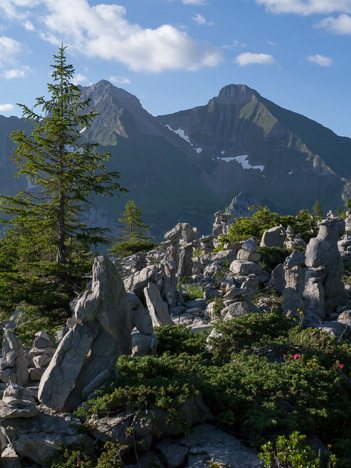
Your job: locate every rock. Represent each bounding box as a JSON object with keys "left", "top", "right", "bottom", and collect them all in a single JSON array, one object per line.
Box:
[
  {"left": 230, "top": 260, "right": 262, "bottom": 276},
  {"left": 180, "top": 424, "right": 260, "bottom": 468},
  {"left": 131, "top": 332, "right": 157, "bottom": 357},
  {"left": 29, "top": 367, "right": 45, "bottom": 381},
  {"left": 32, "top": 331, "right": 55, "bottom": 349},
  {"left": 161, "top": 260, "right": 178, "bottom": 308},
  {"left": 213, "top": 210, "right": 233, "bottom": 237},
  {"left": 242, "top": 237, "right": 258, "bottom": 253},
  {"left": 177, "top": 243, "right": 193, "bottom": 278},
  {"left": 2, "top": 411, "right": 89, "bottom": 464},
  {"left": 282, "top": 254, "right": 305, "bottom": 318},
  {"left": 223, "top": 300, "right": 261, "bottom": 320},
  {"left": 38, "top": 256, "right": 132, "bottom": 412},
  {"left": 144, "top": 282, "right": 174, "bottom": 327},
  {"left": 0, "top": 444, "right": 22, "bottom": 468},
  {"left": 270, "top": 263, "right": 285, "bottom": 294},
  {"left": 261, "top": 225, "right": 286, "bottom": 248},
  {"left": 124, "top": 452, "right": 164, "bottom": 468},
  {"left": 305, "top": 217, "right": 347, "bottom": 316},
  {"left": 0, "top": 402, "right": 38, "bottom": 419},
  {"left": 155, "top": 438, "right": 188, "bottom": 468},
  {"left": 237, "top": 249, "right": 261, "bottom": 262},
  {"left": 303, "top": 272, "right": 325, "bottom": 320},
  {"left": 128, "top": 292, "right": 154, "bottom": 336},
  {"left": 0, "top": 330, "right": 29, "bottom": 386}
]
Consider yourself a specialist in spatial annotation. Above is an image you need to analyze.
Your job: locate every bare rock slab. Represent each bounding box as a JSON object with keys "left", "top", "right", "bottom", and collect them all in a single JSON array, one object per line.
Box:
[{"left": 180, "top": 424, "right": 260, "bottom": 468}]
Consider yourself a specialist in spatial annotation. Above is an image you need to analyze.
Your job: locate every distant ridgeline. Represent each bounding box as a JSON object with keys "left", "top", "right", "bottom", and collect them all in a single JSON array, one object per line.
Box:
[{"left": 1, "top": 81, "right": 351, "bottom": 236}]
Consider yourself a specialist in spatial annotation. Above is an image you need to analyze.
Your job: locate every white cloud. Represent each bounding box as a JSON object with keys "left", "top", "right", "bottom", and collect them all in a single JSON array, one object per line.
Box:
[
  {"left": 235, "top": 52, "right": 275, "bottom": 67},
  {"left": 71, "top": 73, "right": 88, "bottom": 85},
  {"left": 306, "top": 54, "right": 333, "bottom": 67},
  {"left": 255, "top": 0, "right": 351, "bottom": 15},
  {"left": 0, "top": 103, "right": 15, "bottom": 113},
  {"left": 318, "top": 14, "right": 351, "bottom": 34},
  {"left": 193, "top": 13, "right": 213, "bottom": 25},
  {"left": 23, "top": 20, "right": 35, "bottom": 31},
  {"left": 182, "top": 0, "right": 207, "bottom": 5},
  {"left": 2, "top": 65, "right": 31, "bottom": 78},
  {"left": 0, "top": 36, "right": 22, "bottom": 65},
  {"left": 0, "top": 0, "right": 222, "bottom": 73},
  {"left": 109, "top": 76, "right": 131, "bottom": 85}
]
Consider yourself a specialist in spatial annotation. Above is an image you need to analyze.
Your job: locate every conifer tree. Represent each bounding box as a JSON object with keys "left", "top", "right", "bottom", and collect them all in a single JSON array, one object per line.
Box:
[
  {"left": 312, "top": 199, "right": 323, "bottom": 219},
  {"left": 119, "top": 200, "right": 150, "bottom": 241},
  {"left": 0, "top": 46, "right": 127, "bottom": 316},
  {"left": 109, "top": 200, "right": 156, "bottom": 257}
]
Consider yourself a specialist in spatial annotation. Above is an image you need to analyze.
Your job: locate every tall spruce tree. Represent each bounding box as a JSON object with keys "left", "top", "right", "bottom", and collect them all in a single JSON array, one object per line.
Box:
[
  {"left": 0, "top": 46, "right": 127, "bottom": 316},
  {"left": 109, "top": 200, "right": 156, "bottom": 257}
]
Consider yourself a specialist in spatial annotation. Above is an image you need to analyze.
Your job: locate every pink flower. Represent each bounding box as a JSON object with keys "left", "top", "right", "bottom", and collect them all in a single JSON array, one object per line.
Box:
[
  {"left": 293, "top": 354, "right": 302, "bottom": 360},
  {"left": 337, "top": 363, "right": 345, "bottom": 369}
]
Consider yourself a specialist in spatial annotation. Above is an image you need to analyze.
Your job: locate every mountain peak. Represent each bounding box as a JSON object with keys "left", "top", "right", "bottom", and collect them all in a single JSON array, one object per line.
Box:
[
  {"left": 217, "top": 84, "right": 257, "bottom": 103},
  {"left": 83, "top": 80, "right": 142, "bottom": 109}
]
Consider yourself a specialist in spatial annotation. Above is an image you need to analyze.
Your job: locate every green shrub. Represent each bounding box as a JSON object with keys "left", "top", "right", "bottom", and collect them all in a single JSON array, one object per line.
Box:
[
  {"left": 182, "top": 283, "right": 204, "bottom": 300},
  {"left": 257, "top": 246, "right": 289, "bottom": 273},
  {"left": 109, "top": 239, "right": 157, "bottom": 258},
  {"left": 259, "top": 431, "right": 337, "bottom": 468},
  {"left": 72, "top": 318, "right": 351, "bottom": 462},
  {"left": 154, "top": 324, "right": 209, "bottom": 355},
  {"left": 218, "top": 206, "right": 318, "bottom": 248}
]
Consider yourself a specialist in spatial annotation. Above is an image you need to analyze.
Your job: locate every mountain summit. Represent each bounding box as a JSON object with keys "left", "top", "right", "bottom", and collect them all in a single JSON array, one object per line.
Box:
[{"left": 1, "top": 81, "right": 351, "bottom": 234}]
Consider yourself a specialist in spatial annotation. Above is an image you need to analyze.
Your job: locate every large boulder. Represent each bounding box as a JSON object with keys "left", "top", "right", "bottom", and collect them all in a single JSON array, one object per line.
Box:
[
  {"left": 144, "top": 283, "right": 174, "bottom": 327},
  {"left": 261, "top": 225, "right": 286, "bottom": 248},
  {"left": 38, "top": 256, "right": 132, "bottom": 411},
  {"left": 1, "top": 411, "right": 90, "bottom": 464}
]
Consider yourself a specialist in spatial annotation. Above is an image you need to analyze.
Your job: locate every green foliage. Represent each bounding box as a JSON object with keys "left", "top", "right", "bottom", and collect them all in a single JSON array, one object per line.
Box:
[
  {"left": 109, "top": 200, "right": 156, "bottom": 258},
  {"left": 10, "top": 303, "right": 61, "bottom": 347},
  {"left": 182, "top": 283, "right": 205, "bottom": 300},
  {"left": 257, "top": 246, "right": 289, "bottom": 273},
  {"left": 73, "top": 316, "right": 351, "bottom": 464},
  {"left": 313, "top": 199, "right": 324, "bottom": 219},
  {"left": 109, "top": 238, "right": 157, "bottom": 258},
  {"left": 0, "top": 46, "right": 126, "bottom": 327},
  {"left": 193, "top": 248, "right": 202, "bottom": 257},
  {"left": 46, "top": 441, "right": 128, "bottom": 468},
  {"left": 259, "top": 431, "right": 337, "bottom": 468},
  {"left": 118, "top": 200, "right": 150, "bottom": 241},
  {"left": 218, "top": 206, "right": 318, "bottom": 248},
  {"left": 346, "top": 197, "right": 351, "bottom": 211},
  {"left": 154, "top": 324, "right": 209, "bottom": 355}
]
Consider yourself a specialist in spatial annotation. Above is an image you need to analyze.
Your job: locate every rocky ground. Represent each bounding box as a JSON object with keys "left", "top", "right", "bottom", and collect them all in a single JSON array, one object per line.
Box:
[{"left": 1, "top": 212, "right": 351, "bottom": 467}]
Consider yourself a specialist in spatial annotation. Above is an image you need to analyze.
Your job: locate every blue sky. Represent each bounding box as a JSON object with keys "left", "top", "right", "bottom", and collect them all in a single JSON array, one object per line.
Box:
[{"left": 0, "top": 0, "right": 351, "bottom": 137}]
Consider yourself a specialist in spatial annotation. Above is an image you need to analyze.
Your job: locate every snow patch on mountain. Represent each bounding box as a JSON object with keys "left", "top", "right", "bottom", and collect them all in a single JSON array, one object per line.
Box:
[
  {"left": 165, "top": 125, "right": 192, "bottom": 145},
  {"left": 217, "top": 154, "right": 264, "bottom": 172}
]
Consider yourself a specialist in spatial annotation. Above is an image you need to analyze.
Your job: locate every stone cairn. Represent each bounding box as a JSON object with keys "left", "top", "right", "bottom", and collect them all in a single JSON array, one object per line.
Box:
[
  {"left": 303, "top": 216, "right": 347, "bottom": 321},
  {"left": 28, "top": 332, "right": 56, "bottom": 382}
]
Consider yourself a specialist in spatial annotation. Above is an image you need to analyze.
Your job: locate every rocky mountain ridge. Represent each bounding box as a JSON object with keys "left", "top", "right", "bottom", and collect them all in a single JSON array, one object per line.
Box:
[{"left": 1, "top": 81, "right": 351, "bottom": 236}]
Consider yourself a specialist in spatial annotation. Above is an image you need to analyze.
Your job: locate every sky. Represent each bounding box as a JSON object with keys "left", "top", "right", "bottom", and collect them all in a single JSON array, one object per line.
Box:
[{"left": 0, "top": 0, "right": 351, "bottom": 137}]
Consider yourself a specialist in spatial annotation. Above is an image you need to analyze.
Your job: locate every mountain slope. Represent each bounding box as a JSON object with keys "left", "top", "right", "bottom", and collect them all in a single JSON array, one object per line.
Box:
[
  {"left": 1, "top": 81, "right": 351, "bottom": 236},
  {"left": 157, "top": 84, "right": 350, "bottom": 214}
]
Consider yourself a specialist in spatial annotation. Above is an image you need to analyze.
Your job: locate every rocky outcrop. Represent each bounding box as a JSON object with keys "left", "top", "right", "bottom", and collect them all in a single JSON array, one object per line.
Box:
[
  {"left": 304, "top": 217, "right": 347, "bottom": 318},
  {"left": 0, "top": 330, "right": 29, "bottom": 386},
  {"left": 38, "top": 256, "right": 132, "bottom": 411}
]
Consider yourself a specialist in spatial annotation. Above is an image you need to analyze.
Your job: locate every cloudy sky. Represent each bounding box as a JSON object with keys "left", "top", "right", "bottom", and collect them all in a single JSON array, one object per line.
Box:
[{"left": 0, "top": 0, "right": 350, "bottom": 137}]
